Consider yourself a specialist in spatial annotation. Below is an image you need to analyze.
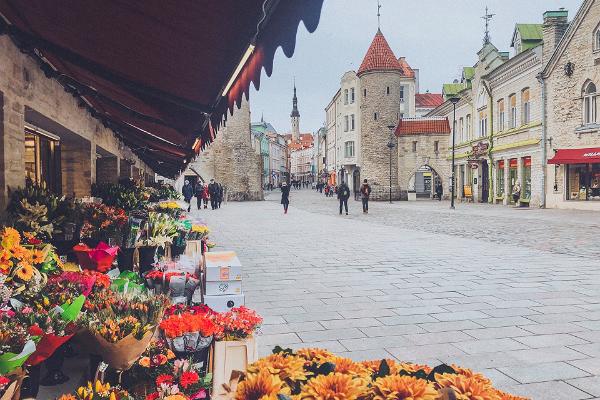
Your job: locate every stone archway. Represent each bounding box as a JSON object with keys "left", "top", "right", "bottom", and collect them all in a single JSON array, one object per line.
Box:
[{"left": 407, "top": 164, "right": 443, "bottom": 199}]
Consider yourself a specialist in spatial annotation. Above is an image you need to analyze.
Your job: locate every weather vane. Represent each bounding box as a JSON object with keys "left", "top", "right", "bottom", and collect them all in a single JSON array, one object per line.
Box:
[
  {"left": 377, "top": 0, "right": 381, "bottom": 30},
  {"left": 482, "top": 6, "right": 495, "bottom": 44}
]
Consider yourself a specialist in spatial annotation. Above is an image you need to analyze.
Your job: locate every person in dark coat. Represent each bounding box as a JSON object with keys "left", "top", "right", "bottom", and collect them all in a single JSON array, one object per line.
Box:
[
  {"left": 208, "top": 179, "right": 219, "bottom": 210},
  {"left": 201, "top": 184, "right": 210, "bottom": 209},
  {"left": 182, "top": 180, "right": 194, "bottom": 212},
  {"left": 435, "top": 182, "right": 443, "bottom": 201},
  {"left": 217, "top": 183, "right": 224, "bottom": 208},
  {"left": 360, "top": 179, "right": 372, "bottom": 213},
  {"left": 280, "top": 181, "right": 291, "bottom": 214},
  {"left": 193, "top": 181, "right": 204, "bottom": 210},
  {"left": 338, "top": 181, "right": 351, "bottom": 215}
]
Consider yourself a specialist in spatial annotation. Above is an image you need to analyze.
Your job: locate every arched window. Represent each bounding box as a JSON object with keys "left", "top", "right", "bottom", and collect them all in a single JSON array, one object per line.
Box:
[
  {"left": 594, "top": 27, "right": 600, "bottom": 51},
  {"left": 584, "top": 81, "right": 597, "bottom": 124}
]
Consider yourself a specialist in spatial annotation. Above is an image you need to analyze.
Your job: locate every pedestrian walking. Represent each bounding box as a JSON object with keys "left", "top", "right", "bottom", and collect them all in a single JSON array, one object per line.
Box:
[
  {"left": 512, "top": 182, "right": 521, "bottom": 206},
  {"left": 217, "top": 183, "right": 224, "bottom": 208},
  {"left": 194, "top": 181, "right": 203, "bottom": 210},
  {"left": 435, "top": 182, "right": 443, "bottom": 201},
  {"left": 208, "top": 179, "right": 219, "bottom": 210},
  {"left": 338, "top": 181, "right": 350, "bottom": 215},
  {"left": 182, "top": 179, "right": 194, "bottom": 212},
  {"left": 202, "top": 184, "right": 209, "bottom": 209},
  {"left": 280, "top": 181, "right": 291, "bottom": 214},
  {"left": 360, "top": 179, "right": 372, "bottom": 214},
  {"left": 324, "top": 185, "right": 330, "bottom": 197}
]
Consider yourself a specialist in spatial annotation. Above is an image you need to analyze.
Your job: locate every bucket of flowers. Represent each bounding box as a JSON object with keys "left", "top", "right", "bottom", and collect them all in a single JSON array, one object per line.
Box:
[
  {"left": 79, "top": 203, "right": 128, "bottom": 248},
  {"left": 159, "top": 306, "right": 217, "bottom": 355},
  {"left": 72, "top": 242, "right": 120, "bottom": 273},
  {"left": 57, "top": 380, "right": 133, "bottom": 400},
  {"left": 0, "top": 318, "right": 36, "bottom": 376},
  {"left": 135, "top": 212, "right": 179, "bottom": 273},
  {"left": 142, "top": 358, "right": 212, "bottom": 400},
  {"left": 86, "top": 292, "right": 168, "bottom": 371}
]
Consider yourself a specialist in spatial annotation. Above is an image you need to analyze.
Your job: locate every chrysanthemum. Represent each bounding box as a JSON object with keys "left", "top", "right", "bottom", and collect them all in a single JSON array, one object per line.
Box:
[
  {"left": 397, "top": 362, "right": 433, "bottom": 374},
  {"left": 360, "top": 359, "right": 401, "bottom": 375},
  {"left": 235, "top": 369, "right": 289, "bottom": 400},
  {"left": 298, "top": 372, "right": 367, "bottom": 400},
  {"left": 371, "top": 375, "right": 439, "bottom": 400},
  {"left": 1, "top": 227, "right": 20, "bottom": 249},
  {"left": 296, "top": 348, "right": 336, "bottom": 364},
  {"left": 493, "top": 390, "right": 529, "bottom": 400},
  {"left": 435, "top": 374, "right": 499, "bottom": 400},
  {"left": 249, "top": 353, "right": 308, "bottom": 382},
  {"left": 450, "top": 365, "right": 492, "bottom": 386},
  {"left": 332, "top": 357, "right": 370, "bottom": 377}
]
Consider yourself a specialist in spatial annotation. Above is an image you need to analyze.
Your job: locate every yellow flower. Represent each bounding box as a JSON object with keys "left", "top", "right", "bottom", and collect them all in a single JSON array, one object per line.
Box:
[
  {"left": 165, "top": 395, "right": 188, "bottom": 400},
  {"left": 1, "top": 227, "right": 20, "bottom": 250},
  {"left": 371, "top": 375, "right": 439, "bottom": 400},
  {"left": 235, "top": 369, "right": 289, "bottom": 400},
  {"left": 249, "top": 354, "right": 308, "bottom": 383},
  {"left": 31, "top": 249, "right": 46, "bottom": 264},
  {"left": 138, "top": 357, "right": 151, "bottom": 367},
  {"left": 57, "top": 395, "right": 77, "bottom": 400},
  {"left": 435, "top": 374, "right": 499, "bottom": 400},
  {"left": 298, "top": 373, "right": 367, "bottom": 400},
  {"left": 15, "top": 263, "right": 34, "bottom": 281},
  {"left": 296, "top": 348, "right": 336, "bottom": 364},
  {"left": 166, "top": 349, "right": 176, "bottom": 359}
]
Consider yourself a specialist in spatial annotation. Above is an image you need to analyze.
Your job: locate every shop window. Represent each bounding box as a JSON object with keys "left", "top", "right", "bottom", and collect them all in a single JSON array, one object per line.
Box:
[
  {"left": 24, "top": 128, "right": 61, "bottom": 193},
  {"left": 567, "top": 163, "right": 600, "bottom": 200},
  {"left": 344, "top": 141, "right": 355, "bottom": 158},
  {"left": 509, "top": 94, "right": 517, "bottom": 128},
  {"left": 522, "top": 156, "right": 531, "bottom": 199},
  {"left": 522, "top": 88, "right": 531, "bottom": 124},
  {"left": 509, "top": 158, "right": 518, "bottom": 203},
  {"left": 497, "top": 99, "right": 505, "bottom": 131},
  {"left": 496, "top": 160, "right": 505, "bottom": 196},
  {"left": 583, "top": 81, "right": 597, "bottom": 124}
]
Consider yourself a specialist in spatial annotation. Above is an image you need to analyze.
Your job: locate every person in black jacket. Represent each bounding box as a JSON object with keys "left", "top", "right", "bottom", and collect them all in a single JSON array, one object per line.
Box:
[
  {"left": 280, "top": 181, "right": 291, "bottom": 214},
  {"left": 208, "top": 179, "right": 219, "bottom": 210},
  {"left": 182, "top": 180, "right": 194, "bottom": 212},
  {"left": 360, "top": 179, "right": 372, "bottom": 213},
  {"left": 217, "top": 183, "right": 224, "bottom": 208},
  {"left": 338, "top": 181, "right": 350, "bottom": 215}
]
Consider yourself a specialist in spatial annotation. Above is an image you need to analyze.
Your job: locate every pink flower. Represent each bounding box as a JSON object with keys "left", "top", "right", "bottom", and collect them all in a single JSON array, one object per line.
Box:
[
  {"left": 21, "top": 306, "right": 33, "bottom": 315},
  {"left": 190, "top": 389, "right": 207, "bottom": 399}
]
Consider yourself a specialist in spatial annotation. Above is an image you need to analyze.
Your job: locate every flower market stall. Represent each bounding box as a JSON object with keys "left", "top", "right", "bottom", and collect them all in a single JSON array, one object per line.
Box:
[{"left": 0, "top": 181, "right": 528, "bottom": 400}]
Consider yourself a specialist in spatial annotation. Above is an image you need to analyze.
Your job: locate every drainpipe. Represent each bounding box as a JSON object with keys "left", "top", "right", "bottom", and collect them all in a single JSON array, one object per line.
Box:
[
  {"left": 537, "top": 73, "right": 547, "bottom": 208},
  {"left": 482, "top": 79, "right": 494, "bottom": 203}
]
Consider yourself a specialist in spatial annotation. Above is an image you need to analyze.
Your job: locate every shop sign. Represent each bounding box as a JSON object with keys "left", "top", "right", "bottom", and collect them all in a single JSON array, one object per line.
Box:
[
  {"left": 471, "top": 142, "right": 489, "bottom": 158},
  {"left": 467, "top": 159, "right": 479, "bottom": 169},
  {"left": 584, "top": 151, "right": 600, "bottom": 158}
]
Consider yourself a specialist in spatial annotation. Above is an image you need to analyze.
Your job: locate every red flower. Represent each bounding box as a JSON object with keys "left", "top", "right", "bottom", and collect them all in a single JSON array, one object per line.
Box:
[
  {"left": 180, "top": 371, "right": 199, "bottom": 388},
  {"left": 155, "top": 374, "right": 174, "bottom": 387},
  {"left": 0, "top": 376, "right": 10, "bottom": 387},
  {"left": 145, "top": 393, "right": 160, "bottom": 400},
  {"left": 28, "top": 324, "right": 44, "bottom": 336}
]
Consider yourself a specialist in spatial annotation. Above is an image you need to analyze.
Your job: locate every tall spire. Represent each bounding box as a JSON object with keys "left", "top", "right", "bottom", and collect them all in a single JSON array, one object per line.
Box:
[
  {"left": 290, "top": 78, "right": 300, "bottom": 141},
  {"left": 291, "top": 78, "right": 299, "bottom": 118},
  {"left": 377, "top": 0, "right": 381, "bottom": 30},
  {"left": 482, "top": 6, "right": 495, "bottom": 44}
]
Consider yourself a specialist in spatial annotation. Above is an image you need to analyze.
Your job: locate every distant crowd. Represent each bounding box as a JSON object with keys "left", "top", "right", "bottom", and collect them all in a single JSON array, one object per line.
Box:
[{"left": 181, "top": 178, "right": 223, "bottom": 212}]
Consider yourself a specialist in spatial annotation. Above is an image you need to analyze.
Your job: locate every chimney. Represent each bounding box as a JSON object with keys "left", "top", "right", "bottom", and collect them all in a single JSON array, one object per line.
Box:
[{"left": 542, "top": 8, "right": 569, "bottom": 63}]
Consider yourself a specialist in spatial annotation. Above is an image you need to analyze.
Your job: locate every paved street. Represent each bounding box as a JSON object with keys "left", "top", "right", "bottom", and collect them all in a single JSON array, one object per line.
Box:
[{"left": 202, "top": 189, "right": 600, "bottom": 400}]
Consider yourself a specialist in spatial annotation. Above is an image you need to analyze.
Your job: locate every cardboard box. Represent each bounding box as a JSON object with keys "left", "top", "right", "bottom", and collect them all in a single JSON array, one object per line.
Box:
[
  {"left": 204, "top": 294, "right": 244, "bottom": 313},
  {"left": 205, "top": 280, "right": 242, "bottom": 296},
  {"left": 205, "top": 265, "right": 242, "bottom": 282},
  {"left": 205, "top": 251, "right": 242, "bottom": 268},
  {"left": 210, "top": 337, "right": 257, "bottom": 400}
]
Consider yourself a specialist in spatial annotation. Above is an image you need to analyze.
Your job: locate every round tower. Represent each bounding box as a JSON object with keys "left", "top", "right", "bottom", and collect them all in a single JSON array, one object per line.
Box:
[{"left": 357, "top": 29, "right": 402, "bottom": 200}]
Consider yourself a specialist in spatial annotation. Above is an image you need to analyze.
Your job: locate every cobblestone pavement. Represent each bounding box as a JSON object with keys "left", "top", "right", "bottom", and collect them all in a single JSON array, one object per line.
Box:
[{"left": 201, "top": 190, "right": 600, "bottom": 400}]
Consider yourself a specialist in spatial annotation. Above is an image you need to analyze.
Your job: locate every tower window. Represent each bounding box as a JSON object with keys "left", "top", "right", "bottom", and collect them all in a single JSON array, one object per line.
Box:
[
  {"left": 434, "top": 141, "right": 439, "bottom": 153},
  {"left": 386, "top": 86, "right": 390, "bottom": 95},
  {"left": 363, "top": 88, "right": 367, "bottom": 97},
  {"left": 374, "top": 112, "right": 378, "bottom": 121},
  {"left": 400, "top": 86, "right": 405, "bottom": 102},
  {"left": 412, "top": 141, "right": 417, "bottom": 152}
]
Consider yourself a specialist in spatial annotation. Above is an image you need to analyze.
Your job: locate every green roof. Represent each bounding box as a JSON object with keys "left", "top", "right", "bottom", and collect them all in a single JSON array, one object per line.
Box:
[
  {"left": 443, "top": 83, "right": 466, "bottom": 98},
  {"left": 462, "top": 67, "right": 475, "bottom": 81},
  {"left": 516, "top": 24, "right": 543, "bottom": 41}
]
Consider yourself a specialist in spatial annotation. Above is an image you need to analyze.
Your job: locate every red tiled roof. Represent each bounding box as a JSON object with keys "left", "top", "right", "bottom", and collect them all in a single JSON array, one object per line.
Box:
[
  {"left": 285, "top": 133, "right": 314, "bottom": 150},
  {"left": 397, "top": 57, "right": 415, "bottom": 78},
  {"left": 357, "top": 29, "right": 402, "bottom": 76},
  {"left": 415, "top": 93, "right": 444, "bottom": 108},
  {"left": 395, "top": 117, "right": 450, "bottom": 136}
]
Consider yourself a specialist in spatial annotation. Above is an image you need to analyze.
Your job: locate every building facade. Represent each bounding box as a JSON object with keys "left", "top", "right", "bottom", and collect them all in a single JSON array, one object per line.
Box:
[{"left": 543, "top": 1, "right": 600, "bottom": 210}]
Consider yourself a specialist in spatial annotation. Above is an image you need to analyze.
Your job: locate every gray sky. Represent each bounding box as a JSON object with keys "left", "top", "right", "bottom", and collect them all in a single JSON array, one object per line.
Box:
[{"left": 249, "top": 0, "right": 582, "bottom": 135}]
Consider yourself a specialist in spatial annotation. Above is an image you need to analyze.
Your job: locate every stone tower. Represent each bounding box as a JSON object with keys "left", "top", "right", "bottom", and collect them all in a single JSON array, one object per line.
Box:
[
  {"left": 357, "top": 29, "right": 402, "bottom": 200},
  {"left": 290, "top": 83, "right": 300, "bottom": 141}
]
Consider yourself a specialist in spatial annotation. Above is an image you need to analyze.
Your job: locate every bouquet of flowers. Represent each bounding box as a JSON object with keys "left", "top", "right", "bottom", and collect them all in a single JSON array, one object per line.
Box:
[
  {"left": 155, "top": 202, "right": 183, "bottom": 219},
  {"left": 58, "top": 380, "right": 134, "bottom": 400},
  {"left": 127, "top": 340, "right": 176, "bottom": 385},
  {"left": 149, "top": 184, "right": 181, "bottom": 202},
  {"left": 234, "top": 348, "right": 529, "bottom": 400},
  {"left": 213, "top": 306, "right": 262, "bottom": 341},
  {"left": 0, "top": 318, "right": 36, "bottom": 375},
  {"left": 72, "top": 242, "right": 120, "bottom": 272},
  {"left": 159, "top": 309, "right": 217, "bottom": 353},
  {"left": 0, "top": 369, "right": 26, "bottom": 400},
  {"left": 86, "top": 292, "right": 168, "bottom": 370},
  {"left": 80, "top": 203, "right": 128, "bottom": 243},
  {"left": 137, "top": 213, "right": 178, "bottom": 249},
  {"left": 187, "top": 225, "right": 209, "bottom": 241},
  {"left": 144, "top": 359, "right": 211, "bottom": 400}
]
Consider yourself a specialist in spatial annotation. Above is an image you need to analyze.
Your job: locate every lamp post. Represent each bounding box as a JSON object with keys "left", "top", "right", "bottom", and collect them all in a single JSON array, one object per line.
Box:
[
  {"left": 449, "top": 97, "right": 461, "bottom": 209},
  {"left": 387, "top": 124, "right": 396, "bottom": 204}
]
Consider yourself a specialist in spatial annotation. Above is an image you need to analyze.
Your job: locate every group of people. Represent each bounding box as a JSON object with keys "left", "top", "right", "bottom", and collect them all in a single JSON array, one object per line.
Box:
[
  {"left": 182, "top": 178, "right": 223, "bottom": 212},
  {"left": 280, "top": 178, "right": 373, "bottom": 215}
]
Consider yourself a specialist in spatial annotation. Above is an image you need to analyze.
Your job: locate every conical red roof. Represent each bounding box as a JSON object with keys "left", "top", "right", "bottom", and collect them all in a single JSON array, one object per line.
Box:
[{"left": 357, "top": 29, "right": 402, "bottom": 76}]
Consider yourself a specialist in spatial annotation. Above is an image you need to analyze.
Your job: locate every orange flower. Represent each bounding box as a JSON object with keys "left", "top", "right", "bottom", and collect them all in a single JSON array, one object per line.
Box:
[
  {"left": 166, "top": 349, "right": 176, "bottom": 359},
  {"left": 435, "top": 374, "right": 499, "bottom": 400},
  {"left": 299, "top": 373, "right": 367, "bottom": 400},
  {"left": 296, "top": 348, "right": 335, "bottom": 363},
  {"left": 332, "top": 357, "right": 369, "bottom": 376},
  {"left": 31, "top": 249, "right": 46, "bottom": 264},
  {"left": 371, "top": 375, "right": 439, "bottom": 400},
  {"left": 493, "top": 390, "right": 529, "bottom": 400},
  {"left": 139, "top": 357, "right": 151, "bottom": 368},
  {"left": 57, "top": 395, "right": 77, "bottom": 400},
  {"left": 164, "top": 396, "right": 187, "bottom": 400},
  {"left": 450, "top": 365, "right": 492, "bottom": 386},
  {"left": 15, "top": 263, "right": 34, "bottom": 281},
  {"left": 1, "top": 227, "right": 20, "bottom": 250},
  {"left": 360, "top": 359, "right": 402, "bottom": 375},
  {"left": 249, "top": 354, "right": 308, "bottom": 383},
  {"left": 235, "top": 370, "right": 289, "bottom": 400}
]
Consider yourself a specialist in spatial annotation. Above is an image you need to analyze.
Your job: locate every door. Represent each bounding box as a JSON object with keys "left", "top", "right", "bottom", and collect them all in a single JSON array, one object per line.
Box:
[
  {"left": 481, "top": 160, "right": 489, "bottom": 202},
  {"left": 353, "top": 169, "right": 360, "bottom": 200}
]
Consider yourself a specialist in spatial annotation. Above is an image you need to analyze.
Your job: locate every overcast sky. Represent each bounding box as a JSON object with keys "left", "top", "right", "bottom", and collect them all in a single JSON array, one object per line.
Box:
[{"left": 249, "top": 0, "right": 581, "bottom": 134}]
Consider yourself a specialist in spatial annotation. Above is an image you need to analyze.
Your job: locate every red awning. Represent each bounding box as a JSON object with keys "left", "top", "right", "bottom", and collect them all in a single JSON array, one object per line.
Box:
[
  {"left": 547, "top": 148, "right": 600, "bottom": 164},
  {"left": 0, "top": 0, "right": 324, "bottom": 177}
]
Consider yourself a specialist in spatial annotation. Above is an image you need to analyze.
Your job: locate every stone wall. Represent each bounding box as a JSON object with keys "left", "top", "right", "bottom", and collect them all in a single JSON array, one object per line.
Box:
[
  {"left": 0, "top": 35, "right": 153, "bottom": 207},
  {"left": 545, "top": 0, "right": 600, "bottom": 210},
  {"left": 180, "top": 98, "right": 263, "bottom": 201},
  {"left": 359, "top": 71, "right": 401, "bottom": 200}
]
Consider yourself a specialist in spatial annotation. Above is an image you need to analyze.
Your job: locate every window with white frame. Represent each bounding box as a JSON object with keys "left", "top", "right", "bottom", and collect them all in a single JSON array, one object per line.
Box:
[
  {"left": 479, "top": 111, "right": 487, "bottom": 137},
  {"left": 344, "top": 115, "right": 349, "bottom": 132},
  {"left": 584, "top": 81, "right": 598, "bottom": 124},
  {"left": 595, "top": 27, "right": 600, "bottom": 51},
  {"left": 509, "top": 94, "right": 517, "bottom": 128},
  {"left": 350, "top": 88, "right": 355, "bottom": 103},
  {"left": 350, "top": 114, "right": 355, "bottom": 131},
  {"left": 522, "top": 88, "right": 531, "bottom": 124},
  {"left": 466, "top": 114, "right": 472, "bottom": 139},
  {"left": 344, "top": 141, "right": 355, "bottom": 158},
  {"left": 344, "top": 89, "right": 349, "bottom": 105},
  {"left": 400, "top": 86, "right": 405, "bottom": 102},
  {"left": 459, "top": 117, "right": 464, "bottom": 142},
  {"left": 497, "top": 99, "right": 505, "bottom": 131}
]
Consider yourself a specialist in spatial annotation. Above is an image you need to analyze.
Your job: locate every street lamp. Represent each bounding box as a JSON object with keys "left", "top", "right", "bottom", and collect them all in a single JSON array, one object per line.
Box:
[
  {"left": 387, "top": 124, "right": 396, "bottom": 204},
  {"left": 449, "top": 96, "right": 461, "bottom": 209}
]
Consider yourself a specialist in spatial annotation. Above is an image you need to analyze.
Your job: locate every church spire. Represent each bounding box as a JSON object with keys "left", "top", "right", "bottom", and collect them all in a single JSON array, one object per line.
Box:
[
  {"left": 291, "top": 78, "right": 300, "bottom": 118},
  {"left": 290, "top": 78, "right": 300, "bottom": 141}
]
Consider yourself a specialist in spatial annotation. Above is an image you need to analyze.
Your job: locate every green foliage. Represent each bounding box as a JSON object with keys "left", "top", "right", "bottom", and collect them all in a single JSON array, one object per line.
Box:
[
  {"left": 149, "top": 184, "right": 181, "bottom": 202},
  {"left": 92, "top": 183, "right": 149, "bottom": 211}
]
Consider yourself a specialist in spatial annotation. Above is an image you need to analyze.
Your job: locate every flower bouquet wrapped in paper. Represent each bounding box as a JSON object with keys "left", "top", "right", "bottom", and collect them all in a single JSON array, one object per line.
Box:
[
  {"left": 86, "top": 292, "right": 168, "bottom": 371},
  {"left": 73, "top": 242, "right": 119, "bottom": 273},
  {"left": 0, "top": 318, "right": 36, "bottom": 375},
  {"left": 57, "top": 380, "right": 134, "bottom": 400},
  {"left": 0, "top": 368, "right": 26, "bottom": 400},
  {"left": 160, "top": 308, "right": 216, "bottom": 353},
  {"left": 141, "top": 358, "right": 211, "bottom": 400}
]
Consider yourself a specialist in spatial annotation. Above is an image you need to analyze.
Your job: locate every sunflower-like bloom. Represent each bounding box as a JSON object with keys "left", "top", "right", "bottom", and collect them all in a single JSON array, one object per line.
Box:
[
  {"left": 493, "top": 390, "right": 529, "bottom": 400},
  {"left": 1, "top": 227, "right": 20, "bottom": 249},
  {"left": 235, "top": 369, "right": 289, "bottom": 400},
  {"left": 397, "top": 362, "right": 433, "bottom": 375},
  {"left": 371, "top": 375, "right": 439, "bottom": 400},
  {"left": 332, "top": 357, "right": 370, "bottom": 377},
  {"left": 15, "top": 263, "right": 34, "bottom": 281},
  {"left": 360, "top": 359, "right": 401, "bottom": 375},
  {"left": 296, "top": 348, "right": 336, "bottom": 364},
  {"left": 298, "top": 372, "right": 367, "bottom": 400},
  {"left": 450, "top": 365, "right": 492, "bottom": 386},
  {"left": 435, "top": 374, "right": 499, "bottom": 400},
  {"left": 249, "top": 353, "right": 308, "bottom": 383}
]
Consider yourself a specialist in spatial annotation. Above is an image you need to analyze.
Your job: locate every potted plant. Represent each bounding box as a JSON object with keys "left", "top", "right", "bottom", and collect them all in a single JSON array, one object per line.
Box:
[{"left": 136, "top": 212, "right": 178, "bottom": 273}]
